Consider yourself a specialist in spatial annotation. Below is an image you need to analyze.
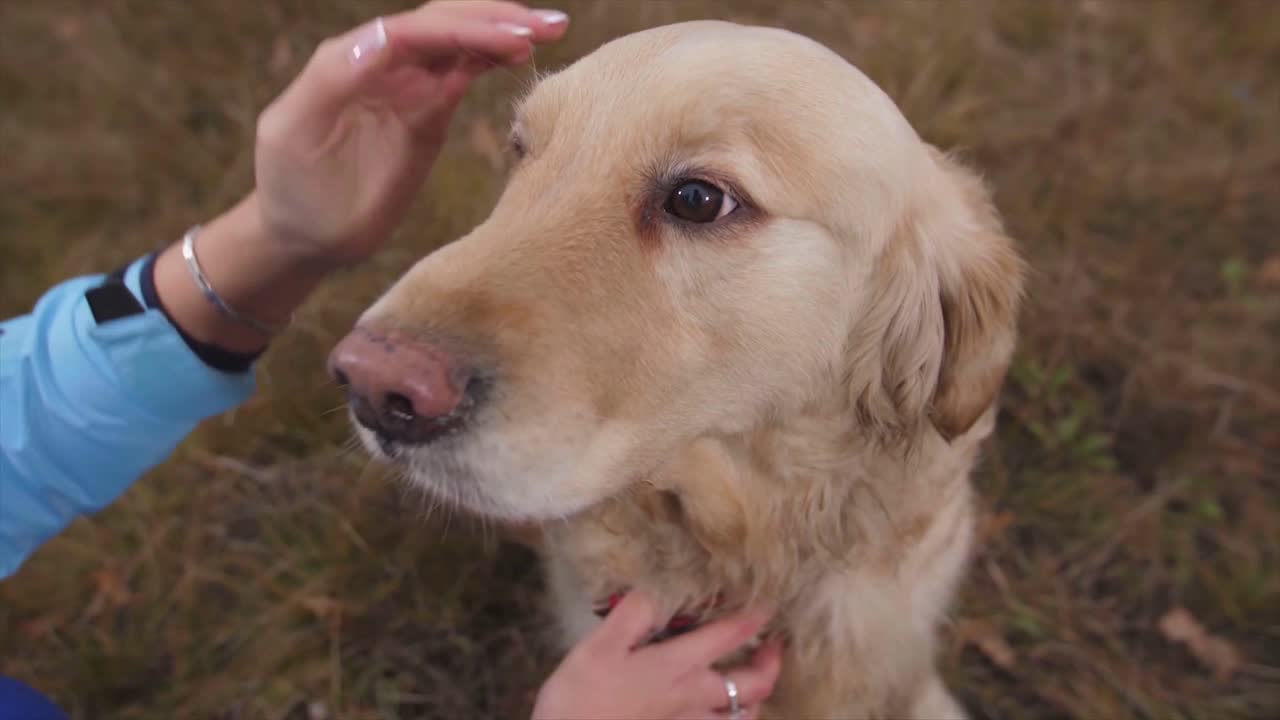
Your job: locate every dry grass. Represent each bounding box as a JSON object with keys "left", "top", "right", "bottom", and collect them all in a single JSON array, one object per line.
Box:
[{"left": 2, "top": 1, "right": 1278, "bottom": 719}]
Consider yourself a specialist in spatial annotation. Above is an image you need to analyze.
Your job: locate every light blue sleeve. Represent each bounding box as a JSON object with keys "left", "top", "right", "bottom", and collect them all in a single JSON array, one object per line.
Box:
[{"left": 0, "top": 255, "right": 257, "bottom": 578}]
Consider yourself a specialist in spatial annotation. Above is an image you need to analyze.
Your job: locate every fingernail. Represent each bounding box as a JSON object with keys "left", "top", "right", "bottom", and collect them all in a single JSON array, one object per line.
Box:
[
  {"left": 498, "top": 22, "right": 534, "bottom": 37},
  {"left": 349, "top": 17, "right": 388, "bottom": 64},
  {"left": 533, "top": 9, "right": 569, "bottom": 25}
]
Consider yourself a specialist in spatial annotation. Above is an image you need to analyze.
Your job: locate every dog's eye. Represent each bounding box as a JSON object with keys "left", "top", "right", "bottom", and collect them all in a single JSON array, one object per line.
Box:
[{"left": 664, "top": 180, "right": 738, "bottom": 224}]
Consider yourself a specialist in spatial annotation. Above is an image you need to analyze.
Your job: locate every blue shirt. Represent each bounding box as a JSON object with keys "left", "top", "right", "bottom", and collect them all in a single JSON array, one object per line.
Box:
[{"left": 0, "top": 254, "right": 258, "bottom": 578}]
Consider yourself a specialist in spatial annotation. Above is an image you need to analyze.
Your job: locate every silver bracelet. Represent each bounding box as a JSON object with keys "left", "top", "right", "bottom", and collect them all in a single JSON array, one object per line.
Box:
[{"left": 181, "top": 225, "right": 290, "bottom": 336}]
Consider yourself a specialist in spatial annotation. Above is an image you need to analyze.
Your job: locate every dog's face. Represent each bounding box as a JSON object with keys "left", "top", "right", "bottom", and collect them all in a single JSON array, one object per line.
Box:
[{"left": 331, "top": 21, "right": 1023, "bottom": 522}]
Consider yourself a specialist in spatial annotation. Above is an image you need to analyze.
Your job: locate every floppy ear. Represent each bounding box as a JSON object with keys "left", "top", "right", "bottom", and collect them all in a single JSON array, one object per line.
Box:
[
  {"left": 928, "top": 210, "right": 1024, "bottom": 439},
  {"left": 851, "top": 151, "right": 1025, "bottom": 441}
]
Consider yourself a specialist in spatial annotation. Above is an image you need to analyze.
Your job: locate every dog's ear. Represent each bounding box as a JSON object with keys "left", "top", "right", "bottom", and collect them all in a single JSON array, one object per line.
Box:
[
  {"left": 851, "top": 152, "right": 1024, "bottom": 441},
  {"left": 928, "top": 210, "right": 1024, "bottom": 439}
]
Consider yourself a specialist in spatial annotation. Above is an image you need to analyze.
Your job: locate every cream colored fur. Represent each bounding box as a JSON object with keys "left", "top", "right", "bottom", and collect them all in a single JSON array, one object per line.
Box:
[{"left": 349, "top": 20, "right": 1026, "bottom": 719}]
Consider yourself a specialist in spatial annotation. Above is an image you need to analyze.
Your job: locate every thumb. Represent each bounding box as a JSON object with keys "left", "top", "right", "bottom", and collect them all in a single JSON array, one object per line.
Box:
[
  {"left": 643, "top": 606, "right": 773, "bottom": 673},
  {"left": 586, "top": 590, "right": 661, "bottom": 654}
]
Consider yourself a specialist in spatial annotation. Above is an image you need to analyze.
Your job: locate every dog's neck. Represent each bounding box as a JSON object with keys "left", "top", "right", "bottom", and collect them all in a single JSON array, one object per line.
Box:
[{"left": 543, "top": 401, "right": 991, "bottom": 624}]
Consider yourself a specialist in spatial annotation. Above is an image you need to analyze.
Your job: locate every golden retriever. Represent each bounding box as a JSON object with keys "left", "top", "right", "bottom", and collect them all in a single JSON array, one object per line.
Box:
[{"left": 330, "top": 20, "right": 1025, "bottom": 719}]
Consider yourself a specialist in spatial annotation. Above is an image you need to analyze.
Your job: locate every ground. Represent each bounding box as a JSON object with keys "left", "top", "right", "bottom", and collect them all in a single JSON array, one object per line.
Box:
[{"left": 1, "top": 1, "right": 1277, "bottom": 719}]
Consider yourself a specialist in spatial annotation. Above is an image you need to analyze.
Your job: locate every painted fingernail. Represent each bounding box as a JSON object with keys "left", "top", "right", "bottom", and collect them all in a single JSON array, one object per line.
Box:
[
  {"left": 533, "top": 9, "right": 569, "bottom": 25},
  {"left": 498, "top": 22, "right": 534, "bottom": 37},
  {"left": 349, "top": 17, "right": 388, "bottom": 64}
]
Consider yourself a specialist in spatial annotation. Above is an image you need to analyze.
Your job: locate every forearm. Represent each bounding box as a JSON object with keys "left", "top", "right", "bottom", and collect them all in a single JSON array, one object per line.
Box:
[
  {"left": 0, "top": 192, "right": 358, "bottom": 577},
  {"left": 0, "top": 255, "right": 257, "bottom": 578}
]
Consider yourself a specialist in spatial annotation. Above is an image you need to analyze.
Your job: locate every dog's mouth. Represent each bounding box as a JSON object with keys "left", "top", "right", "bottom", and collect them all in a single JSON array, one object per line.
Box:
[
  {"left": 359, "top": 423, "right": 459, "bottom": 465},
  {"left": 374, "top": 430, "right": 399, "bottom": 458}
]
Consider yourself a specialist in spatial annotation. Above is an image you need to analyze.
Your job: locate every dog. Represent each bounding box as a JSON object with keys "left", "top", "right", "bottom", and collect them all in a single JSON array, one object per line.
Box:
[{"left": 330, "top": 20, "right": 1025, "bottom": 719}]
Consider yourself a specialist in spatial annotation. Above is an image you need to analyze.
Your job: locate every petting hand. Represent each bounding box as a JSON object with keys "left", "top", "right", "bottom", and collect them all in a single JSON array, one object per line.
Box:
[
  {"left": 253, "top": 0, "right": 568, "bottom": 266},
  {"left": 152, "top": 1, "right": 567, "bottom": 352},
  {"left": 532, "top": 592, "right": 784, "bottom": 720}
]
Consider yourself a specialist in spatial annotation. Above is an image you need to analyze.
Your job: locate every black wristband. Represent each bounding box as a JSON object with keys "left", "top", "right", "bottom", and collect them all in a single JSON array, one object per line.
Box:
[{"left": 138, "top": 253, "right": 263, "bottom": 374}]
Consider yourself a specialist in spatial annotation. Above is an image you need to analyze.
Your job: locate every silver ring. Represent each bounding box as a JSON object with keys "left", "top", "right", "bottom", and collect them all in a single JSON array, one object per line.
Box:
[{"left": 723, "top": 675, "right": 743, "bottom": 720}]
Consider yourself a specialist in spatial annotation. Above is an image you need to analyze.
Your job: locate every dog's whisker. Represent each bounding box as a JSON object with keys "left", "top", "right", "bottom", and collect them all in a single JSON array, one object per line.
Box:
[
  {"left": 440, "top": 481, "right": 455, "bottom": 539},
  {"left": 336, "top": 433, "right": 364, "bottom": 459},
  {"left": 422, "top": 484, "right": 440, "bottom": 527},
  {"left": 320, "top": 403, "right": 349, "bottom": 417}
]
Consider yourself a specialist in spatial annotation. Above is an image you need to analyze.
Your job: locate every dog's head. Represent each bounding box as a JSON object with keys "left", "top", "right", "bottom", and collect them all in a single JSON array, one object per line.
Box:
[{"left": 330, "top": 21, "right": 1024, "bottom": 522}]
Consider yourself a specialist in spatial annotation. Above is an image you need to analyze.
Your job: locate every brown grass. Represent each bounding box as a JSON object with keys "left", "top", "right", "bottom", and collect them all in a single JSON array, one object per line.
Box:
[{"left": 2, "top": 1, "right": 1278, "bottom": 718}]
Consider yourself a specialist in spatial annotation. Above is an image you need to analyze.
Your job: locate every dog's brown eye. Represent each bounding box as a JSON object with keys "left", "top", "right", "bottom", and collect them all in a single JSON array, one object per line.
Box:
[{"left": 664, "top": 181, "right": 737, "bottom": 224}]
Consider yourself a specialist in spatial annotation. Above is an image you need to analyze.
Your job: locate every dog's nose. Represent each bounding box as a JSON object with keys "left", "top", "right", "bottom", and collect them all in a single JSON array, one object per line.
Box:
[{"left": 327, "top": 327, "right": 475, "bottom": 446}]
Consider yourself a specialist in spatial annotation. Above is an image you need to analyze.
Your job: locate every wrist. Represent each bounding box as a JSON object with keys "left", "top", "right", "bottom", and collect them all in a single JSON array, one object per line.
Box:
[{"left": 154, "top": 192, "right": 333, "bottom": 353}]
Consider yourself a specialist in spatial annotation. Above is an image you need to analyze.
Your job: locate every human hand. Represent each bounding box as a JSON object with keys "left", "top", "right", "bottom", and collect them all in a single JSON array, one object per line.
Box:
[
  {"left": 151, "top": 2, "right": 566, "bottom": 352},
  {"left": 253, "top": 0, "right": 568, "bottom": 266},
  {"left": 532, "top": 592, "right": 784, "bottom": 720}
]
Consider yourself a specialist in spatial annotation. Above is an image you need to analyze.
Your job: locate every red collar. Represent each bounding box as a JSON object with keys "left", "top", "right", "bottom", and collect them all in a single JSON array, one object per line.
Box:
[{"left": 593, "top": 592, "right": 725, "bottom": 643}]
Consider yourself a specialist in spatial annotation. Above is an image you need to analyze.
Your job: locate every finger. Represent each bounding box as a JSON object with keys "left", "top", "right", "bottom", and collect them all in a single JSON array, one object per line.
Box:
[
  {"left": 687, "top": 637, "right": 784, "bottom": 713},
  {"left": 379, "top": 10, "right": 561, "bottom": 86},
  {"left": 282, "top": 18, "right": 515, "bottom": 126},
  {"left": 732, "top": 637, "right": 784, "bottom": 706},
  {"left": 642, "top": 606, "right": 773, "bottom": 671},
  {"left": 698, "top": 704, "right": 762, "bottom": 720},
  {"left": 584, "top": 590, "right": 660, "bottom": 654},
  {"left": 387, "top": 1, "right": 568, "bottom": 63},
  {"left": 271, "top": 17, "right": 398, "bottom": 126},
  {"left": 430, "top": 0, "right": 571, "bottom": 43},
  {"left": 384, "top": 15, "right": 533, "bottom": 67},
  {"left": 677, "top": 704, "right": 764, "bottom": 720},
  {"left": 281, "top": 5, "right": 565, "bottom": 123}
]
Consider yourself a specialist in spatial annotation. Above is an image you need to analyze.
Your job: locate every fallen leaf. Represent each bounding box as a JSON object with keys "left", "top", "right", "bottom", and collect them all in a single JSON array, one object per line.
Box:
[
  {"left": 977, "top": 510, "right": 1016, "bottom": 545},
  {"left": 1258, "top": 255, "right": 1280, "bottom": 288},
  {"left": 84, "top": 565, "right": 133, "bottom": 619},
  {"left": 1219, "top": 453, "right": 1265, "bottom": 477},
  {"left": 91, "top": 566, "right": 133, "bottom": 607},
  {"left": 853, "top": 14, "right": 885, "bottom": 40},
  {"left": 1079, "top": 0, "right": 1114, "bottom": 19},
  {"left": 468, "top": 117, "right": 506, "bottom": 171},
  {"left": 55, "top": 16, "right": 84, "bottom": 41},
  {"left": 270, "top": 34, "right": 294, "bottom": 76},
  {"left": 957, "top": 619, "right": 1016, "bottom": 671},
  {"left": 1158, "top": 607, "right": 1242, "bottom": 682},
  {"left": 299, "top": 595, "right": 343, "bottom": 621},
  {"left": 20, "top": 613, "right": 66, "bottom": 641}
]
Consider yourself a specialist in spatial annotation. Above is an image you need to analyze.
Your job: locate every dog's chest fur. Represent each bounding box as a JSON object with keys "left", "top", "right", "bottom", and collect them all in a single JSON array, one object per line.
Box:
[{"left": 537, "top": 414, "right": 991, "bottom": 718}]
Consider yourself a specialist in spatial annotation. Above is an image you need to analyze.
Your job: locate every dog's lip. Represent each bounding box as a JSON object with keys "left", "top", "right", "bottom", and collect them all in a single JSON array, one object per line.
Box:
[{"left": 375, "top": 431, "right": 399, "bottom": 457}]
